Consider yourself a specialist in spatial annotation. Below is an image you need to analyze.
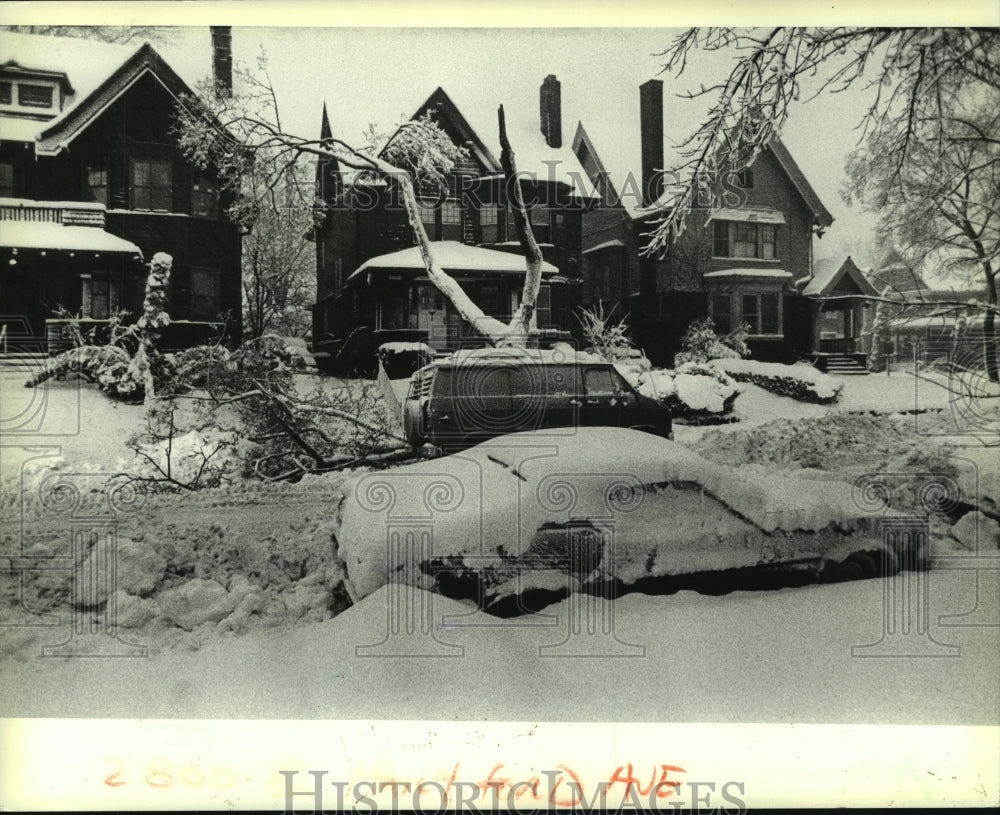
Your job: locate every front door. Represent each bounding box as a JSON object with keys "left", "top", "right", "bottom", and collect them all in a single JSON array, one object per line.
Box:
[{"left": 418, "top": 284, "right": 448, "bottom": 349}]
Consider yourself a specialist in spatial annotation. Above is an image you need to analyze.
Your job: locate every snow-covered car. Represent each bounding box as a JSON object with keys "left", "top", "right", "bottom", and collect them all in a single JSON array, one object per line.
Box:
[
  {"left": 337, "top": 428, "right": 913, "bottom": 614},
  {"left": 401, "top": 348, "right": 673, "bottom": 451}
]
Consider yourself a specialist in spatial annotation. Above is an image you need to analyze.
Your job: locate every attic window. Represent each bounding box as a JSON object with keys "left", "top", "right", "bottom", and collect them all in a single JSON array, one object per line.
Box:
[
  {"left": 0, "top": 82, "right": 11, "bottom": 105},
  {"left": 17, "top": 83, "right": 54, "bottom": 109},
  {"left": 733, "top": 169, "right": 753, "bottom": 189}
]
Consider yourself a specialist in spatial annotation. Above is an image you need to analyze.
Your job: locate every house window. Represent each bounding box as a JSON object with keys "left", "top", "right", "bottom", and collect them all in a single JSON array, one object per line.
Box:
[
  {"left": 733, "top": 223, "right": 757, "bottom": 258},
  {"left": 190, "top": 266, "right": 221, "bottom": 320},
  {"left": 86, "top": 163, "right": 108, "bottom": 205},
  {"left": 417, "top": 201, "right": 436, "bottom": 224},
  {"left": 479, "top": 203, "right": 498, "bottom": 243},
  {"left": 530, "top": 205, "right": 549, "bottom": 226},
  {"left": 191, "top": 173, "right": 218, "bottom": 218},
  {"left": 130, "top": 158, "right": 173, "bottom": 212},
  {"left": 441, "top": 201, "right": 461, "bottom": 224},
  {"left": 710, "top": 290, "right": 781, "bottom": 335},
  {"left": 479, "top": 284, "right": 500, "bottom": 315},
  {"left": 80, "top": 275, "right": 118, "bottom": 320},
  {"left": 0, "top": 82, "right": 11, "bottom": 105},
  {"left": 536, "top": 284, "right": 551, "bottom": 328},
  {"left": 713, "top": 220, "right": 779, "bottom": 259},
  {"left": 479, "top": 204, "right": 498, "bottom": 225},
  {"left": 710, "top": 294, "right": 732, "bottom": 333},
  {"left": 17, "top": 83, "right": 54, "bottom": 109},
  {"left": 0, "top": 163, "right": 13, "bottom": 197},
  {"left": 734, "top": 169, "right": 754, "bottom": 189}
]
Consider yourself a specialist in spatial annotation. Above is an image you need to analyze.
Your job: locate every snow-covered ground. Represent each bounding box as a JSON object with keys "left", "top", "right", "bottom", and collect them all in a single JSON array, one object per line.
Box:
[
  {"left": 2, "top": 365, "right": 998, "bottom": 784},
  {"left": 5, "top": 572, "right": 998, "bottom": 723}
]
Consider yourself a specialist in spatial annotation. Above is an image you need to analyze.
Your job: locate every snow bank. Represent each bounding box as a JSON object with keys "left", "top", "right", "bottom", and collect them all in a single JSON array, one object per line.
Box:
[{"left": 709, "top": 359, "right": 842, "bottom": 403}]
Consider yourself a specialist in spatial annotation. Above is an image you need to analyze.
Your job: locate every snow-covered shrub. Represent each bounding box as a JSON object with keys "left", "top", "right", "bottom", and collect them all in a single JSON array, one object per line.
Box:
[
  {"left": 673, "top": 318, "right": 751, "bottom": 366},
  {"left": 634, "top": 363, "right": 740, "bottom": 420},
  {"left": 577, "top": 304, "right": 636, "bottom": 362},
  {"left": 708, "top": 358, "right": 843, "bottom": 404}
]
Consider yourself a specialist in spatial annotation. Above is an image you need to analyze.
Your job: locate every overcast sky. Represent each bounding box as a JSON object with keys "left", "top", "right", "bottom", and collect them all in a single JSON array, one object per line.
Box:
[
  {"left": 138, "top": 25, "right": 886, "bottom": 267},
  {"left": 9, "top": 1, "right": 996, "bottom": 272}
]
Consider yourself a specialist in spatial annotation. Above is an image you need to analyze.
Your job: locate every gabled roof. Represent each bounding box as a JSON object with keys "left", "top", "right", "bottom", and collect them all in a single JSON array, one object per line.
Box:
[
  {"left": 1, "top": 33, "right": 209, "bottom": 154},
  {"left": 766, "top": 139, "right": 834, "bottom": 229},
  {"left": 801, "top": 255, "right": 878, "bottom": 297},
  {"left": 396, "top": 84, "right": 599, "bottom": 201},
  {"left": 867, "top": 250, "right": 930, "bottom": 296},
  {"left": 34, "top": 43, "right": 195, "bottom": 156},
  {"left": 411, "top": 87, "right": 501, "bottom": 175},
  {"left": 571, "top": 79, "right": 833, "bottom": 226}
]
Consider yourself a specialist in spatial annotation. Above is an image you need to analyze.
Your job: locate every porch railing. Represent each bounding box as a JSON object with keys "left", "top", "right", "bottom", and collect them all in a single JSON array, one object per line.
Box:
[{"left": 0, "top": 199, "right": 107, "bottom": 228}]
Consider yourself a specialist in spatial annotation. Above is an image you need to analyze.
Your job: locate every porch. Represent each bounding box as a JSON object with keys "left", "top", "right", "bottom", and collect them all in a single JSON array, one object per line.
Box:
[{"left": 313, "top": 241, "right": 577, "bottom": 370}]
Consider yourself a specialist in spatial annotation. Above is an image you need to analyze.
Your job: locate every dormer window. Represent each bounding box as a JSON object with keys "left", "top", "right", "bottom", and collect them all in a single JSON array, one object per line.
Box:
[
  {"left": 0, "top": 74, "right": 63, "bottom": 114},
  {"left": 17, "top": 83, "right": 54, "bottom": 109}
]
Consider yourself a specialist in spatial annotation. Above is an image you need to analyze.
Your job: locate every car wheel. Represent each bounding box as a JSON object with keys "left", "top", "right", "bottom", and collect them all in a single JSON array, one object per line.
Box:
[
  {"left": 403, "top": 400, "right": 424, "bottom": 448},
  {"left": 826, "top": 551, "right": 880, "bottom": 583}
]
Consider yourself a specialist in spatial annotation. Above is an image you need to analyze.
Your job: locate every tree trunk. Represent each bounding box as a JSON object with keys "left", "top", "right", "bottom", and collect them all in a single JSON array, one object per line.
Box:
[{"left": 498, "top": 104, "right": 545, "bottom": 342}]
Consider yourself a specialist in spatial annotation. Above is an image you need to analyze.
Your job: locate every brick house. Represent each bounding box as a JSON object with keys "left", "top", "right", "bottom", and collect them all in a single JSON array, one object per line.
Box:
[
  {"left": 311, "top": 76, "right": 598, "bottom": 370},
  {"left": 0, "top": 30, "right": 241, "bottom": 352},
  {"left": 573, "top": 78, "right": 840, "bottom": 367}
]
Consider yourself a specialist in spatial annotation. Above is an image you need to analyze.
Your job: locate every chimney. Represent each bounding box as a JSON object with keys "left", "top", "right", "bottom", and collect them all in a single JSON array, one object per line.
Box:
[
  {"left": 211, "top": 26, "right": 232, "bottom": 96},
  {"left": 639, "top": 79, "right": 664, "bottom": 206},
  {"left": 539, "top": 74, "right": 562, "bottom": 149}
]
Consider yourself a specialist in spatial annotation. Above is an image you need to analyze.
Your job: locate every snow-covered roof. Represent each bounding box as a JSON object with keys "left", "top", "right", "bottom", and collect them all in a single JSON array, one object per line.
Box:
[
  {"left": 0, "top": 32, "right": 209, "bottom": 148},
  {"left": 710, "top": 207, "right": 786, "bottom": 225},
  {"left": 571, "top": 83, "right": 832, "bottom": 225},
  {"left": 433, "top": 84, "right": 599, "bottom": 201},
  {"left": 349, "top": 82, "right": 600, "bottom": 203},
  {"left": 583, "top": 239, "right": 626, "bottom": 254},
  {"left": 0, "top": 221, "right": 143, "bottom": 254},
  {"left": 703, "top": 268, "right": 792, "bottom": 280},
  {"left": 347, "top": 240, "right": 558, "bottom": 281},
  {"left": 801, "top": 255, "right": 877, "bottom": 298}
]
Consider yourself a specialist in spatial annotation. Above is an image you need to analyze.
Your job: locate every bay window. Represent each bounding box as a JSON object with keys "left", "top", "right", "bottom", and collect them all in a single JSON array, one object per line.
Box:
[{"left": 709, "top": 290, "right": 782, "bottom": 336}]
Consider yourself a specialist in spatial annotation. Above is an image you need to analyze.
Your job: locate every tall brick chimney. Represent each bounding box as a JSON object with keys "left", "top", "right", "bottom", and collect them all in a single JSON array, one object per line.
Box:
[
  {"left": 211, "top": 26, "right": 232, "bottom": 96},
  {"left": 539, "top": 74, "right": 562, "bottom": 149},
  {"left": 639, "top": 79, "right": 664, "bottom": 206}
]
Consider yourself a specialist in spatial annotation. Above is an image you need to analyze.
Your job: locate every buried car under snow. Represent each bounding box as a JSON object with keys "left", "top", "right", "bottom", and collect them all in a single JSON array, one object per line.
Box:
[
  {"left": 401, "top": 347, "right": 673, "bottom": 451},
  {"left": 335, "top": 428, "right": 919, "bottom": 615}
]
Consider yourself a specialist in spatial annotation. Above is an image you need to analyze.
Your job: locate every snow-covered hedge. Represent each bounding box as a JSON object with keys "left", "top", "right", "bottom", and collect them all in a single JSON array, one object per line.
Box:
[
  {"left": 708, "top": 359, "right": 842, "bottom": 404},
  {"left": 619, "top": 362, "right": 741, "bottom": 419}
]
